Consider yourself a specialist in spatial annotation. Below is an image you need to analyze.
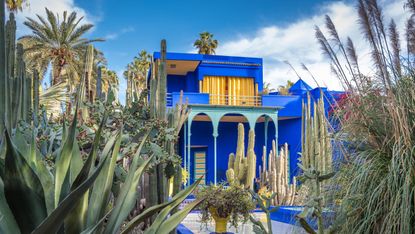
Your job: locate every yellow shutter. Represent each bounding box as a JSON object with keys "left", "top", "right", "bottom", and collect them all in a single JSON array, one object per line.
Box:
[{"left": 202, "top": 76, "right": 255, "bottom": 106}]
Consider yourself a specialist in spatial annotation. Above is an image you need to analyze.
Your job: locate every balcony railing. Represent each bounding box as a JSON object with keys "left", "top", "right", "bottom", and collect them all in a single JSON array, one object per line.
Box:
[
  {"left": 166, "top": 92, "right": 263, "bottom": 107},
  {"left": 209, "top": 94, "right": 262, "bottom": 106}
]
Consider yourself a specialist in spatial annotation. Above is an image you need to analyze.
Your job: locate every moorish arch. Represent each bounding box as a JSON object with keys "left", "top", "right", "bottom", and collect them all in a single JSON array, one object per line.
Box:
[
  {"left": 183, "top": 112, "right": 213, "bottom": 185},
  {"left": 185, "top": 105, "right": 280, "bottom": 185},
  {"left": 255, "top": 114, "right": 278, "bottom": 152}
]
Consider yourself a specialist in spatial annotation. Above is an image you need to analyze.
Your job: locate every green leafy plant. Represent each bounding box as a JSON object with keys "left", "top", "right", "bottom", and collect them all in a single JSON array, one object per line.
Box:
[{"left": 196, "top": 184, "right": 255, "bottom": 230}]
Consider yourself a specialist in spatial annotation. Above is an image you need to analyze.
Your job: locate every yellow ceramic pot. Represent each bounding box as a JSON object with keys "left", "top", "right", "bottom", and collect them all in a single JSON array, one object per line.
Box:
[{"left": 209, "top": 208, "right": 230, "bottom": 233}]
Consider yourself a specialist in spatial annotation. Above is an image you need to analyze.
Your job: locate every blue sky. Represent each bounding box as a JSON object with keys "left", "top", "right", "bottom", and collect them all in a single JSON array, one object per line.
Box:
[{"left": 13, "top": 0, "right": 407, "bottom": 104}]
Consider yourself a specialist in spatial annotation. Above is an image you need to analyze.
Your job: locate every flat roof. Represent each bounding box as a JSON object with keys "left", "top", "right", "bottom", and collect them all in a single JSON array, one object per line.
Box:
[
  {"left": 153, "top": 52, "right": 262, "bottom": 65},
  {"left": 188, "top": 104, "right": 282, "bottom": 111}
]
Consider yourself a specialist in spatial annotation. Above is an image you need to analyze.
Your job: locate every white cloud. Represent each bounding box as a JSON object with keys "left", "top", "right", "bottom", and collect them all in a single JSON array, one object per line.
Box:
[
  {"left": 10, "top": 0, "right": 97, "bottom": 37},
  {"left": 217, "top": 0, "right": 409, "bottom": 91},
  {"left": 104, "top": 26, "right": 135, "bottom": 40}
]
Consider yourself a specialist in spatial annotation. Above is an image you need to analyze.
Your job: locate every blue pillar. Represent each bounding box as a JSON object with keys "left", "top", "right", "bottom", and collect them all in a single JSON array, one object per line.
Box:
[
  {"left": 183, "top": 121, "right": 187, "bottom": 176},
  {"left": 264, "top": 116, "right": 269, "bottom": 151},
  {"left": 213, "top": 131, "right": 218, "bottom": 184},
  {"left": 210, "top": 115, "right": 220, "bottom": 185},
  {"left": 187, "top": 118, "right": 192, "bottom": 186}
]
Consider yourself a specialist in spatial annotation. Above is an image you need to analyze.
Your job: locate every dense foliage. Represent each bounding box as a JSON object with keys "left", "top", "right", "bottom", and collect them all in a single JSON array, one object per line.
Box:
[
  {"left": 315, "top": 0, "right": 415, "bottom": 233},
  {"left": 196, "top": 184, "right": 255, "bottom": 229}
]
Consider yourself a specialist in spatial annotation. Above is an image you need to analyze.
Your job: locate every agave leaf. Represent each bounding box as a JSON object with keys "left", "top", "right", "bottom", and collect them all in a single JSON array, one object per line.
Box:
[
  {"left": 54, "top": 105, "right": 78, "bottom": 207},
  {"left": 104, "top": 132, "right": 152, "bottom": 234},
  {"left": 144, "top": 177, "right": 204, "bottom": 234},
  {"left": 12, "top": 128, "right": 30, "bottom": 157},
  {"left": 32, "top": 136, "right": 55, "bottom": 215},
  {"left": 32, "top": 149, "right": 110, "bottom": 234},
  {"left": 0, "top": 177, "right": 20, "bottom": 234},
  {"left": 65, "top": 114, "right": 109, "bottom": 233},
  {"left": 81, "top": 209, "right": 112, "bottom": 234},
  {"left": 151, "top": 199, "right": 204, "bottom": 234},
  {"left": 121, "top": 176, "right": 203, "bottom": 234},
  {"left": 3, "top": 131, "right": 48, "bottom": 233},
  {"left": 11, "top": 127, "right": 55, "bottom": 214},
  {"left": 70, "top": 140, "right": 83, "bottom": 185},
  {"left": 29, "top": 131, "right": 37, "bottom": 167},
  {"left": 86, "top": 129, "right": 122, "bottom": 230}
]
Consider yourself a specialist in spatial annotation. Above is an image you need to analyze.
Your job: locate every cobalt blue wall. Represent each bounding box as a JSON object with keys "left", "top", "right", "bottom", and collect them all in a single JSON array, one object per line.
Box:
[
  {"left": 197, "top": 63, "right": 263, "bottom": 91},
  {"left": 278, "top": 118, "right": 302, "bottom": 181},
  {"left": 262, "top": 95, "right": 302, "bottom": 117},
  {"left": 167, "top": 75, "right": 186, "bottom": 93},
  {"left": 171, "top": 92, "right": 209, "bottom": 106},
  {"left": 153, "top": 52, "right": 264, "bottom": 93},
  {"left": 181, "top": 117, "right": 281, "bottom": 184}
]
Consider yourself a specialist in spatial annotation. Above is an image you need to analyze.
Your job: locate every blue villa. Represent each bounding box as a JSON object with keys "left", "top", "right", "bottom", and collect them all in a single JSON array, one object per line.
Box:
[{"left": 152, "top": 52, "right": 342, "bottom": 185}]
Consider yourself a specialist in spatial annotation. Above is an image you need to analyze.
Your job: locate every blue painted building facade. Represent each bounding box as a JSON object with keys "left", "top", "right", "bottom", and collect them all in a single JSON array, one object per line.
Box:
[{"left": 152, "top": 52, "right": 342, "bottom": 185}]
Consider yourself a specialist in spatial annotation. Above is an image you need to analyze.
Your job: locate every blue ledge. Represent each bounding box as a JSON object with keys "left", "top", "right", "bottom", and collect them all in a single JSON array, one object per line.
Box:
[
  {"left": 270, "top": 206, "right": 334, "bottom": 229},
  {"left": 177, "top": 224, "right": 193, "bottom": 234}
]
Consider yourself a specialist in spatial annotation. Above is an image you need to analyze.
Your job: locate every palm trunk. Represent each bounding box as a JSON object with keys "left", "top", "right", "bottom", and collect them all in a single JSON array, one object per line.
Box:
[{"left": 52, "top": 62, "right": 61, "bottom": 85}]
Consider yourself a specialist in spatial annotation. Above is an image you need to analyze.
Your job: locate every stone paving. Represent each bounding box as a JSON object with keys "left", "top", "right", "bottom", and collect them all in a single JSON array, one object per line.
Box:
[{"left": 181, "top": 212, "right": 305, "bottom": 234}]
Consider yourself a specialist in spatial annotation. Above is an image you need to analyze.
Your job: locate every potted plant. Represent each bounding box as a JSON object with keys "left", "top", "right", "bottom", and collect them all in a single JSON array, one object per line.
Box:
[{"left": 196, "top": 184, "right": 255, "bottom": 234}]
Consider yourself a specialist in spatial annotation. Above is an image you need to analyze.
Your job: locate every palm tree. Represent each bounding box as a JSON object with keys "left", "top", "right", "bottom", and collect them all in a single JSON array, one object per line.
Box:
[
  {"left": 6, "top": 0, "right": 27, "bottom": 12},
  {"left": 193, "top": 32, "right": 218, "bottom": 55},
  {"left": 131, "top": 50, "right": 151, "bottom": 90},
  {"left": 19, "top": 8, "right": 103, "bottom": 85},
  {"left": 262, "top": 82, "right": 276, "bottom": 95},
  {"left": 277, "top": 80, "right": 293, "bottom": 95},
  {"left": 102, "top": 68, "right": 118, "bottom": 93},
  {"left": 124, "top": 50, "right": 151, "bottom": 106}
]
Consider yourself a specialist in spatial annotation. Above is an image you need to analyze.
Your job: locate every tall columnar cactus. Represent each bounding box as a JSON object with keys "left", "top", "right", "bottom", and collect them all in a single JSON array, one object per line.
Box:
[
  {"left": 226, "top": 123, "right": 257, "bottom": 189},
  {"left": 147, "top": 40, "right": 169, "bottom": 209},
  {"left": 1, "top": 12, "right": 32, "bottom": 131},
  {"left": 296, "top": 92, "right": 334, "bottom": 234},
  {"left": 83, "top": 44, "right": 94, "bottom": 103},
  {"left": 80, "top": 45, "right": 94, "bottom": 121},
  {"left": 33, "top": 69, "right": 40, "bottom": 125},
  {"left": 259, "top": 141, "right": 296, "bottom": 206},
  {"left": 157, "top": 40, "right": 167, "bottom": 119},
  {"left": 0, "top": 0, "right": 6, "bottom": 135},
  {"left": 300, "top": 93, "right": 332, "bottom": 173},
  {"left": 96, "top": 66, "right": 102, "bottom": 100}
]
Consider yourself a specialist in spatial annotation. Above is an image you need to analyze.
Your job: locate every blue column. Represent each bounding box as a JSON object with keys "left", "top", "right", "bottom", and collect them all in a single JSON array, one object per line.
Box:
[
  {"left": 209, "top": 113, "right": 221, "bottom": 185},
  {"left": 183, "top": 121, "right": 187, "bottom": 177},
  {"left": 187, "top": 118, "right": 192, "bottom": 186},
  {"left": 213, "top": 131, "right": 218, "bottom": 184},
  {"left": 264, "top": 116, "right": 269, "bottom": 151}
]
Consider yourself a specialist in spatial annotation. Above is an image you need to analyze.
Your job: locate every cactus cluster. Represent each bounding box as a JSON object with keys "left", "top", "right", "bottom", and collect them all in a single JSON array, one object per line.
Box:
[
  {"left": 0, "top": 12, "right": 34, "bottom": 133},
  {"left": 146, "top": 40, "right": 189, "bottom": 214},
  {"left": 259, "top": 141, "right": 296, "bottom": 206},
  {"left": 226, "top": 123, "right": 256, "bottom": 189},
  {"left": 296, "top": 92, "right": 334, "bottom": 234},
  {"left": 300, "top": 93, "right": 332, "bottom": 173}
]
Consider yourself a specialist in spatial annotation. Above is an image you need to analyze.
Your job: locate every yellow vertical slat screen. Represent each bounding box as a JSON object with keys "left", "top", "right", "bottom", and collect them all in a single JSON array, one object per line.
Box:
[{"left": 201, "top": 76, "right": 256, "bottom": 106}]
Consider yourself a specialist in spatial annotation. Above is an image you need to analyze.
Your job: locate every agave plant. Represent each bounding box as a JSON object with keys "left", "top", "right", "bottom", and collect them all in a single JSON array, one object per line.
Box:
[{"left": 0, "top": 112, "right": 201, "bottom": 233}]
